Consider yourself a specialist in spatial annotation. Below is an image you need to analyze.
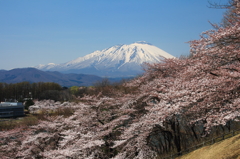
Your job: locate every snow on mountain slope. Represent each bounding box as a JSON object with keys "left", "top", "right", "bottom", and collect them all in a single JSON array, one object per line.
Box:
[
  {"left": 36, "top": 63, "right": 59, "bottom": 70},
  {"left": 35, "top": 41, "right": 175, "bottom": 77}
]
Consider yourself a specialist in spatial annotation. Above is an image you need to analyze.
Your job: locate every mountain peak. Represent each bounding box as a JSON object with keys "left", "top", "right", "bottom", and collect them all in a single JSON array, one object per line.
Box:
[
  {"left": 133, "top": 41, "right": 152, "bottom": 45},
  {"left": 36, "top": 42, "right": 175, "bottom": 77}
]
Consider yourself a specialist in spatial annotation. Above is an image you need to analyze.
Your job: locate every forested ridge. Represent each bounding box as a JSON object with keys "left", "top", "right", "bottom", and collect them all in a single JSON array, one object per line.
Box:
[
  {"left": 0, "top": 82, "right": 64, "bottom": 101},
  {"left": 1, "top": 0, "right": 240, "bottom": 158}
]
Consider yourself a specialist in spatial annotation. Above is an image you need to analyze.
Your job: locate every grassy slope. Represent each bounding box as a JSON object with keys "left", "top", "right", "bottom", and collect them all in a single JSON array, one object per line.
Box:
[{"left": 177, "top": 134, "right": 240, "bottom": 159}]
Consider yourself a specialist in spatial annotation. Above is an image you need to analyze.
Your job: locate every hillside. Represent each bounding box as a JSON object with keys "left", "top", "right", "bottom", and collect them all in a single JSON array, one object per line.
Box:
[
  {"left": 177, "top": 134, "right": 240, "bottom": 159},
  {"left": 0, "top": 68, "right": 102, "bottom": 87}
]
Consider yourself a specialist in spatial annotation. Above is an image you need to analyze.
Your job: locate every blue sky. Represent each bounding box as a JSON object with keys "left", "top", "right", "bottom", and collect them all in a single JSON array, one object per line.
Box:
[{"left": 0, "top": 0, "right": 228, "bottom": 70}]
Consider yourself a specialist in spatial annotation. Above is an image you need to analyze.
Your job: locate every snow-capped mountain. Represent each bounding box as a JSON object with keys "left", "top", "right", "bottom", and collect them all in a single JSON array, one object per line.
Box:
[{"left": 35, "top": 41, "right": 175, "bottom": 77}]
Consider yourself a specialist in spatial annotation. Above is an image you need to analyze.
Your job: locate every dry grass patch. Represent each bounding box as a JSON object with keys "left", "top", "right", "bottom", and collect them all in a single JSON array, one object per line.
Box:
[
  {"left": 0, "top": 107, "right": 74, "bottom": 130},
  {"left": 177, "top": 134, "right": 240, "bottom": 159},
  {"left": 0, "top": 114, "right": 38, "bottom": 131}
]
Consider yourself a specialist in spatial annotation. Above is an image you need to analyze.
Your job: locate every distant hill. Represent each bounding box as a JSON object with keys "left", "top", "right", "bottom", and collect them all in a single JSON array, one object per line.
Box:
[{"left": 0, "top": 68, "right": 103, "bottom": 87}]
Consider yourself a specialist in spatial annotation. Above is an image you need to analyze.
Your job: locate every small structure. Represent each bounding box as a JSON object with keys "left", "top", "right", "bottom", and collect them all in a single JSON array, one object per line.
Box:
[{"left": 0, "top": 102, "right": 24, "bottom": 118}]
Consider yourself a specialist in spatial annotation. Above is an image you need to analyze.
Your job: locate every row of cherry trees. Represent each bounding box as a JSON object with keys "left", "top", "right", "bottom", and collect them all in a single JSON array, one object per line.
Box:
[{"left": 118, "top": 0, "right": 240, "bottom": 156}]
